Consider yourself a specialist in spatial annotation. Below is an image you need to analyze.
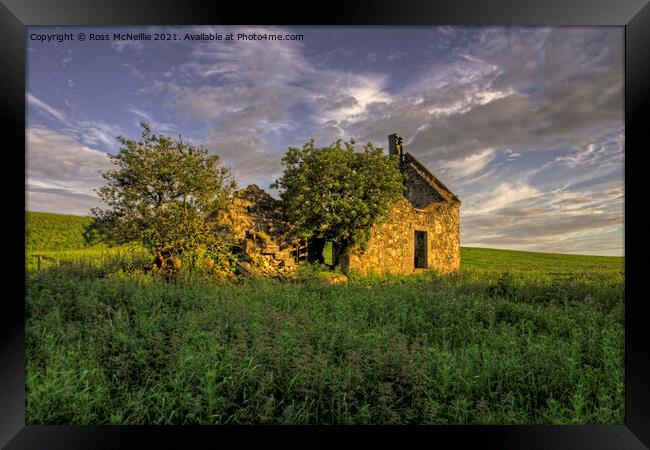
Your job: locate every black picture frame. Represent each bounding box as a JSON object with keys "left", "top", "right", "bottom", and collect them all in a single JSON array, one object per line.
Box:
[{"left": 3, "top": 0, "right": 649, "bottom": 448}]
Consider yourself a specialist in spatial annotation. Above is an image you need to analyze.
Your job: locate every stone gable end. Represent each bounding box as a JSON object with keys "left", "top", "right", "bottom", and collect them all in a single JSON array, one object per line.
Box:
[{"left": 340, "top": 134, "right": 461, "bottom": 275}]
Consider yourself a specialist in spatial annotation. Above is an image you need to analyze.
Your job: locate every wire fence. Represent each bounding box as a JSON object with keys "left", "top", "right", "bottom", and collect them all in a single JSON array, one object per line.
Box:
[{"left": 26, "top": 247, "right": 151, "bottom": 272}]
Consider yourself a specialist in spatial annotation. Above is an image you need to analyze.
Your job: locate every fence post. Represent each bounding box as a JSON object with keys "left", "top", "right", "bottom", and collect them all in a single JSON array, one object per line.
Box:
[
  {"left": 56, "top": 257, "right": 60, "bottom": 267},
  {"left": 37, "top": 255, "right": 42, "bottom": 271}
]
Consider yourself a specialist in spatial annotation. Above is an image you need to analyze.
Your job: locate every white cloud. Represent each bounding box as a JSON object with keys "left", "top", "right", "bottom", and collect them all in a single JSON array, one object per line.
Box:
[
  {"left": 61, "top": 49, "right": 72, "bottom": 68},
  {"left": 365, "top": 52, "right": 378, "bottom": 63},
  {"left": 111, "top": 40, "right": 143, "bottom": 52},
  {"left": 440, "top": 148, "right": 495, "bottom": 179},
  {"left": 71, "top": 121, "right": 122, "bottom": 149},
  {"left": 26, "top": 126, "right": 112, "bottom": 214},
  {"left": 465, "top": 182, "right": 541, "bottom": 215},
  {"left": 473, "top": 90, "right": 511, "bottom": 105},
  {"left": 315, "top": 73, "right": 393, "bottom": 122},
  {"left": 385, "top": 51, "right": 408, "bottom": 63},
  {"left": 142, "top": 26, "right": 401, "bottom": 189},
  {"left": 27, "top": 93, "right": 123, "bottom": 150},
  {"left": 27, "top": 93, "right": 67, "bottom": 122},
  {"left": 126, "top": 109, "right": 178, "bottom": 134},
  {"left": 504, "top": 149, "right": 521, "bottom": 160},
  {"left": 554, "top": 134, "right": 623, "bottom": 170},
  {"left": 460, "top": 180, "right": 624, "bottom": 256}
]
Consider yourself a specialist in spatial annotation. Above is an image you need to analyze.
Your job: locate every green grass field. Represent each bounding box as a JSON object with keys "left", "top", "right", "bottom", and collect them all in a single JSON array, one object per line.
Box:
[
  {"left": 25, "top": 211, "right": 147, "bottom": 271},
  {"left": 24, "top": 211, "right": 624, "bottom": 425},
  {"left": 26, "top": 211, "right": 94, "bottom": 251}
]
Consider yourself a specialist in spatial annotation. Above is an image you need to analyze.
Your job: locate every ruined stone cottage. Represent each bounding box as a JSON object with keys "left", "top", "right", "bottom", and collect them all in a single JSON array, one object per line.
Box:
[
  {"left": 230, "top": 133, "right": 461, "bottom": 277},
  {"left": 339, "top": 134, "right": 461, "bottom": 275}
]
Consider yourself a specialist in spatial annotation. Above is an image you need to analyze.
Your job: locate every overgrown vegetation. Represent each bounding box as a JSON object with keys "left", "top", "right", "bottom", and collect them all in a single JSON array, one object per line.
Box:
[
  {"left": 25, "top": 242, "right": 624, "bottom": 425},
  {"left": 271, "top": 139, "right": 404, "bottom": 266}
]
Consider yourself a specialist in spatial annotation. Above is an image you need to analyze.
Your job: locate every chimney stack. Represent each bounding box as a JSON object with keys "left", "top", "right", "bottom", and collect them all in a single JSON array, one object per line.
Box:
[{"left": 388, "top": 133, "right": 405, "bottom": 162}]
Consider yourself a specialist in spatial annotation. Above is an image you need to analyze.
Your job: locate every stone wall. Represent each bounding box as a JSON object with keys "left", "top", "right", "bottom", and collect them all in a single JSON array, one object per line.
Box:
[
  {"left": 403, "top": 163, "right": 447, "bottom": 208},
  {"left": 228, "top": 184, "right": 301, "bottom": 277},
  {"left": 341, "top": 197, "right": 460, "bottom": 275},
  {"left": 230, "top": 185, "right": 292, "bottom": 246}
]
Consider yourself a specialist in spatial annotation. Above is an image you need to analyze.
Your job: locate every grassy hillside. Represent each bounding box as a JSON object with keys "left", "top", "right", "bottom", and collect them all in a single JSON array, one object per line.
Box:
[
  {"left": 461, "top": 247, "right": 624, "bottom": 274},
  {"left": 26, "top": 211, "right": 93, "bottom": 251}
]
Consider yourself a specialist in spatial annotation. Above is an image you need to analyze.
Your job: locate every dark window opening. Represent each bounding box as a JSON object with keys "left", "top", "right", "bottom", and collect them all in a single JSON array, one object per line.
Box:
[{"left": 414, "top": 230, "right": 428, "bottom": 269}]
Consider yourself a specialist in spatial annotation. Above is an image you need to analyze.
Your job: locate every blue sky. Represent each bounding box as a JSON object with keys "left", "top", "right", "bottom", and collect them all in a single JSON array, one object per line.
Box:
[{"left": 26, "top": 26, "right": 624, "bottom": 256}]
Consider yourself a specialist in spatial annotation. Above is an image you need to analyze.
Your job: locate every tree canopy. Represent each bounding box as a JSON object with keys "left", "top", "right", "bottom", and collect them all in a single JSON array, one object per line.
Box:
[
  {"left": 271, "top": 139, "right": 404, "bottom": 265},
  {"left": 84, "top": 123, "right": 236, "bottom": 270}
]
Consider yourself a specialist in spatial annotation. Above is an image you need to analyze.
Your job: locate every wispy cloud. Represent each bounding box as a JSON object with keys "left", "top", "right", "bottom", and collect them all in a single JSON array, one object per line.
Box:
[
  {"left": 461, "top": 181, "right": 624, "bottom": 255},
  {"left": 26, "top": 126, "right": 113, "bottom": 215},
  {"left": 126, "top": 109, "right": 178, "bottom": 134},
  {"left": 27, "top": 93, "right": 67, "bottom": 122},
  {"left": 27, "top": 93, "right": 123, "bottom": 151},
  {"left": 464, "top": 182, "right": 541, "bottom": 215},
  {"left": 111, "top": 40, "right": 143, "bottom": 52},
  {"left": 144, "top": 26, "right": 399, "bottom": 185},
  {"left": 385, "top": 51, "right": 408, "bottom": 62},
  {"left": 440, "top": 148, "right": 496, "bottom": 180}
]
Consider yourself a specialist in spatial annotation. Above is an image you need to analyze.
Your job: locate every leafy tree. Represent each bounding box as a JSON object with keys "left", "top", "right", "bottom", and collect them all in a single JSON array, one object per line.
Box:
[
  {"left": 84, "top": 123, "right": 236, "bottom": 270},
  {"left": 271, "top": 139, "right": 404, "bottom": 266}
]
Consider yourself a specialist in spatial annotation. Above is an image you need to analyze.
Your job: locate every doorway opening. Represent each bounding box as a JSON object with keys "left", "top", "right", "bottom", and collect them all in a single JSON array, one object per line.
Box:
[{"left": 414, "top": 230, "right": 428, "bottom": 269}]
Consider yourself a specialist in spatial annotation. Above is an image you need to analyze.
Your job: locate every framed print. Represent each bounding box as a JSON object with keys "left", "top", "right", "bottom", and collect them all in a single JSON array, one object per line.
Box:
[{"left": 2, "top": 0, "right": 649, "bottom": 448}]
